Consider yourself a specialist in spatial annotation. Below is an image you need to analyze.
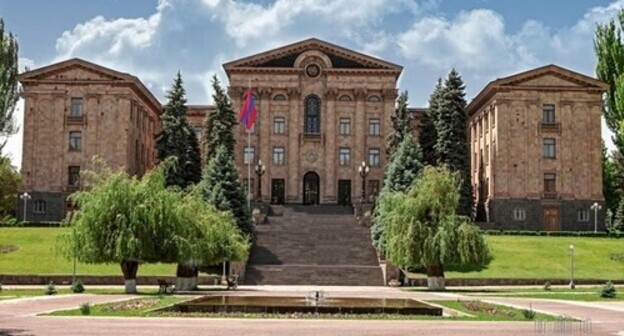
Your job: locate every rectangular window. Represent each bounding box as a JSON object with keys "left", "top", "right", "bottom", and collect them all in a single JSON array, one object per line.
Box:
[
  {"left": 484, "top": 116, "right": 489, "bottom": 133},
  {"left": 273, "top": 146, "right": 285, "bottom": 165},
  {"left": 578, "top": 209, "right": 590, "bottom": 222},
  {"left": 70, "top": 98, "right": 83, "bottom": 117},
  {"left": 339, "top": 118, "right": 351, "bottom": 135},
  {"left": 68, "top": 166, "right": 81, "bottom": 186},
  {"left": 485, "top": 144, "right": 489, "bottom": 164},
  {"left": 543, "top": 138, "right": 556, "bottom": 158},
  {"left": 544, "top": 173, "right": 557, "bottom": 193},
  {"left": 369, "top": 118, "right": 380, "bottom": 136},
  {"left": 368, "top": 148, "right": 381, "bottom": 167},
  {"left": 369, "top": 180, "right": 380, "bottom": 197},
  {"left": 193, "top": 126, "right": 202, "bottom": 141},
  {"left": 339, "top": 148, "right": 351, "bottom": 166},
  {"left": 513, "top": 208, "right": 526, "bottom": 221},
  {"left": 543, "top": 104, "right": 556, "bottom": 124},
  {"left": 33, "top": 200, "right": 46, "bottom": 214},
  {"left": 491, "top": 110, "right": 496, "bottom": 127},
  {"left": 244, "top": 146, "right": 255, "bottom": 164},
  {"left": 69, "top": 131, "right": 82, "bottom": 151},
  {"left": 273, "top": 117, "right": 285, "bottom": 134}
]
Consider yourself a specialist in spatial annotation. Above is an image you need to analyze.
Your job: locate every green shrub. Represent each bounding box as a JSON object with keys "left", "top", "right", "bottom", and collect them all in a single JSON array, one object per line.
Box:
[
  {"left": 601, "top": 281, "right": 617, "bottom": 298},
  {"left": 522, "top": 306, "right": 536, "bottom": 320},
  {"left": 543, "top": 281, "right": 551, "bottom": 291},
  {"left": 71, "top": 280, "right": 85, "bottom": 293},
  {"left": 79, "top": 302, "right": 91, "bottom": 315},
  {"left": 44, "top": 281, "right": 57, "bottom": 295}
]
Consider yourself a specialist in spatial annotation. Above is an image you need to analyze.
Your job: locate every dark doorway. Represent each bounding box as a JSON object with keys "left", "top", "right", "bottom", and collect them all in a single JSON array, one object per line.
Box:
[
  {"left": 271, "top": 179, "right": 285, "bottom": 205},
  {"left": 543, "top": 207, "right": 560, "bottom": 231},
  {"left": 303, "top": 172, "right": 320, "bottom": 205},
  {"left": 338, "top": 179, "right": 352, "bottom": 205}
]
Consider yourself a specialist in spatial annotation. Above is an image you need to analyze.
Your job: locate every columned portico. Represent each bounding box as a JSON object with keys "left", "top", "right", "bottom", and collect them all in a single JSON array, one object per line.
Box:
[{"left": 222, "top": 38, "right": 402, "bottom": 204}]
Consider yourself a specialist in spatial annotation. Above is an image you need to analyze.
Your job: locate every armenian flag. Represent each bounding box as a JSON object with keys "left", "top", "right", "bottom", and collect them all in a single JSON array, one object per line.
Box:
[{"left": 238, "top": 88, "right": 257, "bottom": 130}]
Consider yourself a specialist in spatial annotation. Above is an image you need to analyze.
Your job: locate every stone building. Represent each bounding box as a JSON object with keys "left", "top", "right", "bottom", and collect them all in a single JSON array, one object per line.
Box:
[
  {"left": 15, "top": 39, "right": 607, "bottom": 231},
  {"left": 467, "top": 65, "right": 608, "bottom": 231},
  {"left": 186, "top": 38, "right": 402, "bottom": 205},
  {"left": 17, "top": 58, "right": 161, "bottom": 221}
]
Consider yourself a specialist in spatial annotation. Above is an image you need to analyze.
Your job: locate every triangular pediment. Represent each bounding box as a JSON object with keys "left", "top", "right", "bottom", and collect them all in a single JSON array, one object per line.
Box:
[
  {"left": 495, "top": 64, "right": 607, "bottom": 89},
  {"left": 223, "top": 38, "right": 402, "bottom": 71},
  {"left": 18, "top": 58, "right": 128, "bottom": 82}
]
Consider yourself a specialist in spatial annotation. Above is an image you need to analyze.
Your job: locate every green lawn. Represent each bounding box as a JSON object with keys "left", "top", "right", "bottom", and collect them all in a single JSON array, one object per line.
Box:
[
  {"left": 0, "top": 227, "right": 176, "bottom": 275},
  {"left": 460, "top": 286, "right": 623, "bottom": 301},
  {"left": 1, "top": 228, "right": 623, "bottom": 279},
  {"left": 443, "top": 236, "right": 624, "bottom": 279}
]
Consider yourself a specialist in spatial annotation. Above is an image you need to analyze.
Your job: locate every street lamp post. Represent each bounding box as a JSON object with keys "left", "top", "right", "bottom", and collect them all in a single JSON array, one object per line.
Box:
[
  {"left": 590, "top": 202, "right": 602, "bottom": 233},
  {"left": 19, "top": 192, "right": 31, "bottom": 222},
  {"left": 254, "top": 160, "right": 266, "bottom": 202},
  {"left": 569, "top": 244, "right": 575, "bottom": 289},
  {"left": 358, "top": 161, "right": 370, "bottom": 202}
]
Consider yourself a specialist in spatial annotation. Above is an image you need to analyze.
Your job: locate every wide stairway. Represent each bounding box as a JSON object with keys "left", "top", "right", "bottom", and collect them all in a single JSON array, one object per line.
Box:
[{"left": 244, "top": 205, "right": 384, "bottom": 286}]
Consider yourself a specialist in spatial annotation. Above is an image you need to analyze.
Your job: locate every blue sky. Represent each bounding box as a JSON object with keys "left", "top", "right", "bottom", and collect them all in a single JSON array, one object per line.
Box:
[{"left": 1, "top": 0, "right": 622, "bottom": 167}]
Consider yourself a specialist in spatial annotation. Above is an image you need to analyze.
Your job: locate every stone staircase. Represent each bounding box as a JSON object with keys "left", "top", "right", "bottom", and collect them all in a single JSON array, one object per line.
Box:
[{"left": 245, "top": 205, "right": 384, "bottom": 286}]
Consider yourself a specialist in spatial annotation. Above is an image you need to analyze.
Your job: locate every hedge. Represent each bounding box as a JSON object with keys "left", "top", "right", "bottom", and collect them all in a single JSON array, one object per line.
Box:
[
  {"left": 483, "top": 230, "right": 622, "bottom": 238},
  {"left": 0, "top": 221, "right": 62, "bottom": 228}
]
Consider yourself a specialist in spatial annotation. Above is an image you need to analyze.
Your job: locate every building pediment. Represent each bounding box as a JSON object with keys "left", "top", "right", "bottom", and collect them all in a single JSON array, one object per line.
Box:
[
  {"left": 494, "top": 65, "right": 608, "bottom": 89},
  {"left": 18, "top": 58, "right": 129, "bottom": 83},
  {"left": 18, "top": 58, "right": 162, "bottom": 114},
  {"left": 467, "top": 64, "right": 608, "bottom": 115},
  {"left": 223, "top": 38, "right": 403, "bottom": 73}
]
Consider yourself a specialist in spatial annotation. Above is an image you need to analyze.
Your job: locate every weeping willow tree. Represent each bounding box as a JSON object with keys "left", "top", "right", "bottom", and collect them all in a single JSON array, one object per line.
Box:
[
  {"left": 382, "top": 166, "right": 490, "bottom": 290},
  {"left": 60, "top": 162, "right": 248, "bottom": 293}
]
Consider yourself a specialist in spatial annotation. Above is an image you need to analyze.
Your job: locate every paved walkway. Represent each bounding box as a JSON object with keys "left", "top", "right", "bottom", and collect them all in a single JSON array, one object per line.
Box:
[{"left": 0, "top": 287, "right": 623, "bottom": 336}]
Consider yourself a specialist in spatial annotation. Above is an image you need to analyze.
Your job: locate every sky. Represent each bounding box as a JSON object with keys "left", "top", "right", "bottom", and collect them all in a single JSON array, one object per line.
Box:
[{"left": 1, "top": 0, "right": 622, "bottom": 168}]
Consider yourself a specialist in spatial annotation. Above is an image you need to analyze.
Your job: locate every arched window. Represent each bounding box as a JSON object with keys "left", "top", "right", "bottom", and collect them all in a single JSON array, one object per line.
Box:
[
  {"left": 273, "top": 94, "right": 287, "bottom": 101},
  {"left": 338, "top": 95, "right": 352, "bottom": 102},
  {"left": 367, "top": 95, "right": 381, "bottom": 103},
  {"left": 304, "top": 95, "right": 321, "bottom": 134}
]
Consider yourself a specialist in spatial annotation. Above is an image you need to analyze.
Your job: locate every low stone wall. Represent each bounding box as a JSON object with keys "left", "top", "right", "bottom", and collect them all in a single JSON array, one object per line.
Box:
[
  {"left": 0, "top": 274, "right": 220, "bottom": 286},
  {"left": 405, "top": 277, "right": 624, "bottom": 287}
]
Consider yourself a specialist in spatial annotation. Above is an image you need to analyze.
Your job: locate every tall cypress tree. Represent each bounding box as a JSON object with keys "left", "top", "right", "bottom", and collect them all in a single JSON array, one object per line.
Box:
[
  {"left": 372, "top": 133, "right": 423, "bottom": 251},
  {"left": 435, "top": 69, "right": 473, "bottom": 217},
  {"left": 420, "top": 79, "right": 443, "bottom": 167},
  {"left": 203, "top": 75, "right": 237, "bottom": 163},
  {"left": 386, "top": 91, "right": 412, "bottom": 158},
  {"left": 202, "top": 145, "right": 254, "bottom": 239},
  {"left": 156, "top": 72, "right": 201, "bottom": 188}
]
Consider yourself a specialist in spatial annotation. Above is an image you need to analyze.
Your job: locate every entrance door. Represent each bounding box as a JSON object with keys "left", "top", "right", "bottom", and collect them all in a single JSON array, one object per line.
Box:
[
  {"left": 338, "top": 180, "right": 352, "bottom": 205},
  {"left": 303, "top": 172, "right": 320, "bottom": 205},
  {"left": 543, "top": 207, "right": 560, "bottom": 231},
  {"left": 271, "top": 179, "right": 285, "bottom": 205}
]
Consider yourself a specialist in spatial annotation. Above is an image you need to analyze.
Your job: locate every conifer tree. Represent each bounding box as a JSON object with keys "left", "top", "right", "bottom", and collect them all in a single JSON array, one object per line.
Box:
[
  {"left": 202, "top": 145, "right": 254, "bottom": 239},
  {"left": 386, "top": 91, "right": 412, "bottom": 158},
  {"left": 420, "top": 79, "right": 442, "bottom": 167},
  {"left": 434, "top": 69, "right": 473, "bottom": 217},
  {"left": 156, "top": 72, "right": 201, "bottom": 188},
  {"left": 372, "top": 133, "right": 423, "bottom": 251},
  {"left": 203, "top": 75, "right": 237, "bottom": 163}
]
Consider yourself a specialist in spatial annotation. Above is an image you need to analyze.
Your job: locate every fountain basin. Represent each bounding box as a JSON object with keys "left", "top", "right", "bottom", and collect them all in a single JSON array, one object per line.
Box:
[{"left": 169, "top": 295, "right": 442, "bottom": 316}]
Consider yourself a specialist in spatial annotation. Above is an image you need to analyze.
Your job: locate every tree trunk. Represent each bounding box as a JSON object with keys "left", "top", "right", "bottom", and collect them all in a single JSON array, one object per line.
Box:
[
  {"left": 120, "top": 260, "right": 139, "bottom": 294},
  {"left": 175, "top": 263, "right": 198, "bottom": 291},
  {"left": 426, "top": 263, "right": 445, "bottom": 291}
]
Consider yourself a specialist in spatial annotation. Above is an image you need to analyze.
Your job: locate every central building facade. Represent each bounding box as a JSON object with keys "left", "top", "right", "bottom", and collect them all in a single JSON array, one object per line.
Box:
[{"left": 189, "top": 39, "right": 402, "bottom": 205}]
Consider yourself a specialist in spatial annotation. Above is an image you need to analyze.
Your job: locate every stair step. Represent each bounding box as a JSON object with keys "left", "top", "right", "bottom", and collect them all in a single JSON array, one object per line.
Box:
[{"left": 245, "top": 265, "right": 384, "bottom": 286}]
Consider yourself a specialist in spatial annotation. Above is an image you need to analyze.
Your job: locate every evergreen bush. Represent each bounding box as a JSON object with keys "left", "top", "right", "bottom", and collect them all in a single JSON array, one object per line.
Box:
[
  {"left": 80, "top": 302, "right": 91, "bottom": 315},
  {"left": 44, "top": 281, "right": 57, "bottom": 295},
  {"left": 601, "top": 281, "right": 617, "bottom": 298},
  {"left": 71, "top": 280, "right": 85, "bottom": 293}
]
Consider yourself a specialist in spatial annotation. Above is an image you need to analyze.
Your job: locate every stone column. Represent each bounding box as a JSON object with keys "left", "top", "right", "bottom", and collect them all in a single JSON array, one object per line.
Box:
[
  {"left": 287, "top": 87, "right": 301, "bottom": 202},
  {"left": 353, "top": 88, "right": 367, "bottom": 201},
  {"left": 258, "top": 87, "right": 272, "bottom": 202},
  {"left": 324, "top": 88, "right": 338, "bottom": 203},
  {"left": 382, "top": 89, "right": 397, "bottom": 167}
]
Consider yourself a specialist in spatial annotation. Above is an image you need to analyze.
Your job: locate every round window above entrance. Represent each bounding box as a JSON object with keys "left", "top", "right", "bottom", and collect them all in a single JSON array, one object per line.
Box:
[{"left": 305, "top": 63, "right": 321, "bottom": 78}]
